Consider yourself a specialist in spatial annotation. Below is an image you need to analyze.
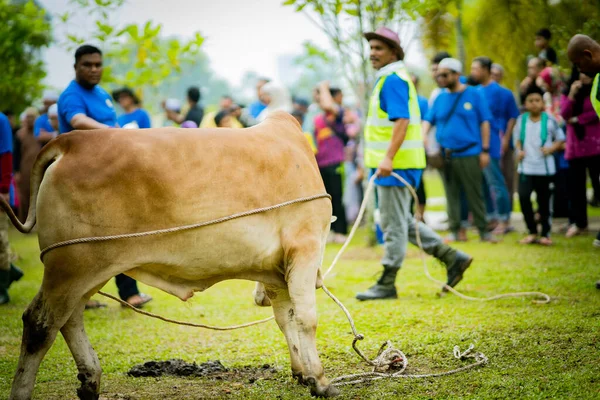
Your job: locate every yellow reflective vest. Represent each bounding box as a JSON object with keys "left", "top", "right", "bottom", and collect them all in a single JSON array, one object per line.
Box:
[
  {"left": 364, "top": 65, "right": 426, "bottom": 169},
  {"left": 592, "top": 73, "right": 600, "bottom": 117}
]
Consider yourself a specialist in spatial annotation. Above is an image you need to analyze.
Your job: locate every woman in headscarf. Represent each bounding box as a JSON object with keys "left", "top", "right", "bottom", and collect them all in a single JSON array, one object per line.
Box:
[
  {"left": 14, "top": 107, "right": 41, "bottom": 222},
  {"left": 256, "top": 82, "right": 292, "bottom": 122},
  {"left": 561, "top": 69, "right": 600, "bottom": 237}
]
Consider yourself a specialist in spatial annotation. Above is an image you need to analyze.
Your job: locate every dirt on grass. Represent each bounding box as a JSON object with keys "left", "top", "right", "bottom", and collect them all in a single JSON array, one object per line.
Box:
[{"left": 128, "top": 359, "right": 280, "bottom": 384}]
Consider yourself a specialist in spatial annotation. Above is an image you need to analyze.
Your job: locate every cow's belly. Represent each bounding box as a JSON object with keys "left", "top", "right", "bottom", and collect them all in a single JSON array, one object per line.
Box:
[
  {"left": 124, "top": 222, "right": 287, "bottom": 301},
  {"left": 43, "top": 216, "right": 289, "bottom": 301}
]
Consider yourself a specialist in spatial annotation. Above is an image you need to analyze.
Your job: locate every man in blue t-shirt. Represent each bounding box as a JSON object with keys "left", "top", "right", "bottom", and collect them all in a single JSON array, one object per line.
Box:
[
  {"left": 248, "top": 78, "right": 270, "bottom": 119},
  {"left": 34, "top": 91, "right": 59, "bottom": 145},
  {"left": 57, "top": 44, "right": 152, "bottom": 309},
  {"left": 423, "top": 58, "right": 497, "bottom": 242},
  {"left": 112, "top": 87, "right": 151, "bottom": 129},
  {"left": 471, "top": 57, "right": 520, "bottom": 234},
  {"left": 355, "top": 28, "right": 473, "bottom": 301},
  {"left": 57, "top": 45, "right": 118, "bottom": 134}
]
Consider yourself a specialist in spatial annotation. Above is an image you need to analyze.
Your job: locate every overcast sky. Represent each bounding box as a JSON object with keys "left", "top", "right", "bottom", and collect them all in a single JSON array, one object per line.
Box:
[
  {"left": 40, "top": 0, "right": 333, "bottom": 89},
  {"left": 39, "top": 0, "right": 426, "bottom": 92}
]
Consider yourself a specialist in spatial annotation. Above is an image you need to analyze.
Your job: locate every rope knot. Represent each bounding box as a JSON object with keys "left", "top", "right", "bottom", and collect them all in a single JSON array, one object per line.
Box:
[
  {"left": 371, "top": 341, "right": 406, "bottom": 373},
  {"left": 453, "top": 344, "right": 489, "bottom": 364}
]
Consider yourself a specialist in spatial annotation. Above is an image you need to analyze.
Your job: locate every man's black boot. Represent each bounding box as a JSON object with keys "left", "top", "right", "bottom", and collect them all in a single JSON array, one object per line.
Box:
[
  {"left": 0, "top": 269, "right": 10, "bottom": 305},
  {"left": 444, "top": 250, "right": 473, "bottom": 291},
  {"left": 9, "top": 264, "right": 23, "bottom": 288},
  {"left": 356, "top": 266, "right": 399, "bottom": 301}
]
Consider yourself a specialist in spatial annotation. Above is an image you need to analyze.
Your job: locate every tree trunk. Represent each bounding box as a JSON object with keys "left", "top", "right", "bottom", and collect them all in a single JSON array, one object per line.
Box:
[{"left": 455, "top": 0, "right": 465, "bottom": 67}]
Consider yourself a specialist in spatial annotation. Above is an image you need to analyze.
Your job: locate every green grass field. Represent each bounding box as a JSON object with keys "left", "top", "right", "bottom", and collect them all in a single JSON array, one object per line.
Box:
[{"left": 1, "top": 221, "right": 599, "bottom": 399}]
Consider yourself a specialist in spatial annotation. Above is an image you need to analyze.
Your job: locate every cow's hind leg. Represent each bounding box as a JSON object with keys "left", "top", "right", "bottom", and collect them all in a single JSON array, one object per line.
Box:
[
  {"left": 265, "top": 284, "right": 304, "bottom": 383},
  {"left": 10, "top": 289, "right": 79, "bottom": 400},
  {"left": 286, "top": 245, "right": 339, "bottom": 398},
  {"left": 61, "top": 293, "right": 104, "bottom": 400}
]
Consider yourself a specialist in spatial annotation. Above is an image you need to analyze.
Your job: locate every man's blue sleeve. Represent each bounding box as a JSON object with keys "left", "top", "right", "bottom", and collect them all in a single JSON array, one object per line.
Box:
[
  {"left": 476, "top": 90, "right": 493, "bottom": 124},
  {"left": 0, "top": 116, "right": 13, "bottom": 153},
  {"left": 33, "top": 116, "right": 44, "bottom": 137},
  {"left": 424, "top": 96, "right": 437, "bottom": 124},
  {"left": 418, "top": 96, "right": 429, "bottom": 120},
  {"left": 139, "top": 110, "right": 151, "bottom": 129},
  {"left": 504, "top": 89, "right": 520, "bottom": 120},
  {"left": 379, "top": 74, "right": 410, "bottom": 121},
  {"left": 60, "top": 93, "right": 87, "bottom": 125}
]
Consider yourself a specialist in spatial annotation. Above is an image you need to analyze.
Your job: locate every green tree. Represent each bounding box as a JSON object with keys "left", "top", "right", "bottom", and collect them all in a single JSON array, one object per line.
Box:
[
  {"left": 284, "top": 0, "right": 433, "bottom": 110},
  {"left": 147, "top": 50, "right": 232, "bottom": 112},
  {"left": 422, "top": 0, "right": 600, "bottom": 91},
  {"left": 55, "top": 0, "right": 204, "bottom": 103},
  {"left": 290, "top": 41, "right": 338, "bottom": 100},
  {"left": 0, "top": 0, "right": 51, "bottom": 112}
]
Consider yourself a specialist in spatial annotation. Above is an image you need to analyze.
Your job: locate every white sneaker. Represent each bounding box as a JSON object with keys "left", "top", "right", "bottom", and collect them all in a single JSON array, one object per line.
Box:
[{"left": 593, "top": 239, "right": 600, "bottom": 248}]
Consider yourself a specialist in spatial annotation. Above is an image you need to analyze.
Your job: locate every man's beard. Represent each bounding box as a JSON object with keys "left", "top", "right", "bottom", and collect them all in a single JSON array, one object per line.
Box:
[
  {"left": 469, "top": 75, "right": 482, "bottom": 85},
  {"left": 78, "top": 78, "right": 98, "bottom": 90}
]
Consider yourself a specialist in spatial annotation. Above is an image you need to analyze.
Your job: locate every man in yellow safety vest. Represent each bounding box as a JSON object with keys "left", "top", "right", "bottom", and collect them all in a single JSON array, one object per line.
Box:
[
  {"left": 567, "top": 34, "right": 600, "bottom": 289},
  {"left": 356, "top": 27, "right": 473, "bottom": 301}
]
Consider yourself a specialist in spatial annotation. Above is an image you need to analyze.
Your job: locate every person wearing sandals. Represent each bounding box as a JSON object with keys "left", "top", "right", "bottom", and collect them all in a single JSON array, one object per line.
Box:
[
  {"left": 514, "top": 86, "right": 565, "bottom": 246},
  {"left": 57, "top": 45, "right": 153, "bottom": 309},
  {"left": 567, "top": 34, "right": 600, "bottom": 289}
]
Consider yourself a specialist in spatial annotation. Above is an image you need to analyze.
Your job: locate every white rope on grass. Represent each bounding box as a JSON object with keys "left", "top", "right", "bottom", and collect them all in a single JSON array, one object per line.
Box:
[
  {"left": 97, "top": 290, "right": 275, "bottom": 330},
  {"left": 318, "top": 172, "right": 549, "bottom": 384}
]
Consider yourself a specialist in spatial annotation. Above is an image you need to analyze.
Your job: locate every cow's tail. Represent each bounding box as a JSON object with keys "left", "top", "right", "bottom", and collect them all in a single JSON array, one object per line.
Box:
[{"left": 0, "top": 141, "right": 63, "bottom": 233}]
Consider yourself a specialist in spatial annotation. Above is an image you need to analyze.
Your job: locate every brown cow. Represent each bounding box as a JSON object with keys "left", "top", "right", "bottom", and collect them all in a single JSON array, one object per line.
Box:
[{"left": 4, "top": 112, "right": 340, "bottom": 399}]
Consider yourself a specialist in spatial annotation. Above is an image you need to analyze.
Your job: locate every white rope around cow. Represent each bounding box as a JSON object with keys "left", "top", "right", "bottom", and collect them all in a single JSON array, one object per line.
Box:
[{"left": 41, "top": 172, "right": 551, "bottom": 384}]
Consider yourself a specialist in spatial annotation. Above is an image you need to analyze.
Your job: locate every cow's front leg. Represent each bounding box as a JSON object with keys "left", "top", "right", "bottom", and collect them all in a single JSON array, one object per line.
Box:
[
  {"left": 286, "top": 250, "right": 339, "bottom": 398},
  {"left": 266, "top": 284, "right": 305, "bottom": 383},
  {"left": 10, "top": 287, "right": 80, "bottom": 400}
]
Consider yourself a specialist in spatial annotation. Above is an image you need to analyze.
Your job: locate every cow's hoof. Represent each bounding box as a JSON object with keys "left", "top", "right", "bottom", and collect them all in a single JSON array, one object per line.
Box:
[
  {"left": 253, "top": 289, "right": 271, "bottom": 307},
  {"left": 76, "top": 387, "right": 99, "bottom": 400},
  {"left": 307, "top": 377, "right": 340, "bottom": 398},
  {"left": 76, "top": 373, "right": 100, "bottom": 400},
  {"left": 293, "top": 371, "right": 308, "bottom": 386}
]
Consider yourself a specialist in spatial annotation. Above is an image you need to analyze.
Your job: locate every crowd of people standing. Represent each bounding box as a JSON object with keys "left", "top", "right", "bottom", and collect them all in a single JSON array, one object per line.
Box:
[{"left": 1, "top": 28, "right": 600, "bottom": 305}]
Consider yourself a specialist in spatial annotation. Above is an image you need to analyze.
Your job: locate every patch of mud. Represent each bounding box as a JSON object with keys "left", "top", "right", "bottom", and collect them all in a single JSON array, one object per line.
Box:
[
  {"left": 128, "top": 360, "right": 227, "bottom": 378},
  {"left": 128, "top": 359, "right": 279, "bottom": 383}
]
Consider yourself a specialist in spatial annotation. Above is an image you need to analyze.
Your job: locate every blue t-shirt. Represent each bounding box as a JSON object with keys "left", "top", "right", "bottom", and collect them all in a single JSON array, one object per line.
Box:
[
  {"left": 33, "top": 114, "right": 55, "bottom": 138},
  {"left": 0, "top": 112, "right": 13, "bottom": 154},
  {"left": 117, "top": 108, "right": 151, "bottom": 129},
  {"left": 425, "top": 86, "right": 492, "bottom": 157},
  {"left": 248, "top": 101, "right": 267, "bottom": 119},
  {"left": 57, "top": 80, "right": 117, "bottom": 133},
  {"left": 478, "top": 82, "right": 520, "bottom": 158},
  {"left": 371, "top": 73, "right": 423, "bottom": 188},
  {"left": 417, "top": 95, "right": 429, "bottom": 120}
]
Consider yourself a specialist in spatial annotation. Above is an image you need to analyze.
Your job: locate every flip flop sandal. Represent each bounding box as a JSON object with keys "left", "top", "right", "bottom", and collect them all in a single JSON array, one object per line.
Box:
[
  {"left": 123, "top": 293, "right": 153, "bottom": 309},
  {"left": 538, "top": 237, "right": 553, "bottom": 246},
  {"left": 519, "top": 235, "right": 538, "bottom": 245},
  {"left": 85, "top": 300, "right": 107, "bottom": 310}
]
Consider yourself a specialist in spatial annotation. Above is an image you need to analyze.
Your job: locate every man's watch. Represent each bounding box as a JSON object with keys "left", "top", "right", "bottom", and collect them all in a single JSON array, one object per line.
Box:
[{"left": 482, "top": 148, "right": 490, "bottom": 153}]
